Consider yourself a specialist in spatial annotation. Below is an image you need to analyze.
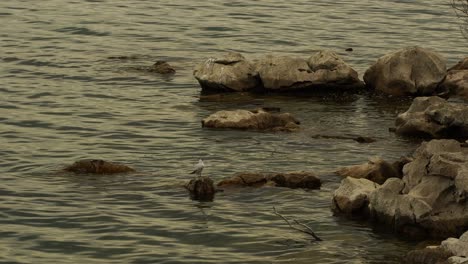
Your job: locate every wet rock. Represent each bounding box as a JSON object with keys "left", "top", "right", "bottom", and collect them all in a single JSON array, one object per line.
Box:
[
  {"left": 442, "top": 57, "right": 468, "bottom": 101},
  {"left": 307, "top": 50, "right": 362, "bottom": 88},
  {"left": 332, "top": 177, "right": 379, "bottom": 215},
  {"left": 217, "top": 171, "right": 321, "bottom": 189},
  {"left": 364, "top": 46, "right": 447, "bottom": 96},
  {"left": 336, "top": 157, "right": 408, "bottom": 184},
  {"left": 310, "top": 133, "right": 376, "bottom": 143},
  {"left": 201, "top": 108, "right": 300, "bottom": 132},
  {"left": 269, "top": 172, "right": 321, "bottom": 189},
  {"left": 64, "top": 159, "right": 135, "bottom": 174},
  {"left": 148, "top": 61, "right": 176, "bottom": 74},
  {"left": 404, "top": 231, "right": 468, "bottom": 264},
  {"left": 193, "top": 52, "right": 260, "bottom": 92},
  {"left": 185, "top": 176, "right": 216, "bottom": 201},
  {"left": 217, "top": 172, "right": 269, "bottom": 188},
  {"left": 395, "top": 96, "right": 468, "bottom": 139}
]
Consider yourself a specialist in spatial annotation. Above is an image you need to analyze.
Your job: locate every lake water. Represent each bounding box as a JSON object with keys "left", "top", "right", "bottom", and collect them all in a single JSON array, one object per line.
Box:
[{"left": 1, "top": 1, "right": 466, "bottom": 263}]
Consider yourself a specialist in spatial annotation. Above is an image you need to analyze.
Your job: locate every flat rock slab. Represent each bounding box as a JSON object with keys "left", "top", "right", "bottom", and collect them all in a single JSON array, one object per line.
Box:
[{"left": 202, "top": 108, "right": 300, "bottom": 132}]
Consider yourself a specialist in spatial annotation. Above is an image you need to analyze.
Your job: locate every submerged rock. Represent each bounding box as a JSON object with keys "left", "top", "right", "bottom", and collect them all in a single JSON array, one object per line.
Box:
[
  {"left": 148, "top": 61, "right": 176, "bottom": 74},
  {"left": 201, "top": 108, "right": 300, "bottom": 132},
  {"left": 193, "top": 52, "right": 260, "bottom": 92},
  {"left": 64, "top": 159, "right": 135, "bottom": 174},
  {"left": 395, "top": 96, "right": 468, "bottom": 139},
  {"left": 335, "top": 157, "right": 409, "bottom": 184},
  {"left": 185, "top": 176, "right": 216, "bottom": 201},
  {"left": 364, "top": 46, "right": 447, "bottom": 96},
  {"left": 217, "top": 171, "right": 321, "bottom": 189},
  {"left": 404, "top": 231, "right": 468, "bottom": 264}
]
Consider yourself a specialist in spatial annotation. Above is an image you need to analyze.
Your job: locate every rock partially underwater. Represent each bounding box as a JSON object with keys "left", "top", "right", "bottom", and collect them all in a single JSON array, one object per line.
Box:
[
  {"left": 217, "top": 171, "right": 321, "bottom": 189},
  {"left": 364, "top": 46, "right": 447, "bottom": 96},
  {"left": 395, "top": 96, "right": 468, "bottom": 139},
  {"left": 193, "top": 50, "right": 363, "bottom": 93},
  {"left": 202, "top": 108, "right": 301, "bottom": 132},
  {"left": 64, "top": 159, "right": 135, "bottom": 174}
]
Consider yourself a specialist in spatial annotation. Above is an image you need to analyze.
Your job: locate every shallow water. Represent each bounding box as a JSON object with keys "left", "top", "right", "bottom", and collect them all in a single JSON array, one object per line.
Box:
[{"left": 0, "top": 1, "right": 466, "bottom": 263}]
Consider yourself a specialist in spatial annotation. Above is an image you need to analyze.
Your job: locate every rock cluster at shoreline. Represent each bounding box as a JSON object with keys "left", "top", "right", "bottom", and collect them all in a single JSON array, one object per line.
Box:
[
  {"left": 333, "top": 139, "right": 468, "bottom": 239},
  {"left": 193, "top": 47, "right": 468, "bottom": 100},
  {"left": 193, "top": 50, "right": 363, "bottom": 93}
]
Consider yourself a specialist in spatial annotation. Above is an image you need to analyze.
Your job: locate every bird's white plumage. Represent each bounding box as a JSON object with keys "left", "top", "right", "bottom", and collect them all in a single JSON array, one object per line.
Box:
[{"left": 190, "top": 159, "right": 204, "bottom": 177}]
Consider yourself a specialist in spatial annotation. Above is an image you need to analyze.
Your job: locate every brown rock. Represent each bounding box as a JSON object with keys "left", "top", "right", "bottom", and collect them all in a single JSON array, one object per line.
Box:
[
  {"left": 269, "top": 171, "right": 321, "bottom": 189},
  {"left": 217, "top": 171, "right": 321, "bottom": 189},
  {"left": 149, "top": 61, "right": 176, "bottom": 74},
  {"left": 217, "top": 173, "right": 268, "bottom": 187},
  {"left": 64, "top": 159, "right": 135, "bottom": 174},
  {"left": 336, "top": 157, "right": 406, "bottom": 184},
  {"left": 185, "top": 177, "right": 216, "bottom": 201}
]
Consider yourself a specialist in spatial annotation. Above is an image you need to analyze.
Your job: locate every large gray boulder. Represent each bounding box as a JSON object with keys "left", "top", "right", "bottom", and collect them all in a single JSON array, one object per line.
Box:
[
  {"left": 364, "top": 46, "right": 447, "bottom": 96},
  {"left": 442, "top": 57, "right": 468, "bottom": 101},
  {"left": 201, "top": 108, "right": 300, "bottom": 132},
  {"left": 193, "top": 52, "right": 260, "bottom": 92},
  {"left": 332, "top": 177, "right": 379, "bottom": 215},
  {"left": 254, "top": 55, "right": 316, "bottom": 91},
  {"left": 307, "top": 50, "right": 362, "bottom": 87},
  {"left": 255, "top": 51, "right": 362, "bottom": 92},
  {"left": 395, "top": 96, "right": 468, "bottom": 139}
]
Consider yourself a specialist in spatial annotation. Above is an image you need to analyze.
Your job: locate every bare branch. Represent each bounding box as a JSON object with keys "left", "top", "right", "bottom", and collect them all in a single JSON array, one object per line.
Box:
[
  {"left": 273, "top": 206, "right": 322, "bottom": 241},
  {"left": 451, "top": 0, "right": 468, "bottom": 39}
]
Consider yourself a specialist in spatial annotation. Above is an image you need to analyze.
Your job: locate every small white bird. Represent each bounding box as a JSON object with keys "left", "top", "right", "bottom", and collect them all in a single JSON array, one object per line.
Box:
[{"left": 190, "top": 159, "right": 205, "bottom": 177}]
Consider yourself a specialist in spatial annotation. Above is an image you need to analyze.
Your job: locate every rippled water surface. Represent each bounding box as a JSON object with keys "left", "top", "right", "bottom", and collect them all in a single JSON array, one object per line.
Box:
[{"left": 1, "top": 1, "right": 466, "bottom": 263}]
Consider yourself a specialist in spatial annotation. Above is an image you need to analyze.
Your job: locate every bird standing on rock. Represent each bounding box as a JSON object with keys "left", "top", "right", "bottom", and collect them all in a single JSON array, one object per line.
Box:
[{"left": 190, "top": 159, "right": 205, "bottom": 177}]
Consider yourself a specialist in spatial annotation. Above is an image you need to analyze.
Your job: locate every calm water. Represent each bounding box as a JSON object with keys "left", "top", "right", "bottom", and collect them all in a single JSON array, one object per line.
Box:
[{"left": 1, "top": 1, "right": 466, "bottom": 263}]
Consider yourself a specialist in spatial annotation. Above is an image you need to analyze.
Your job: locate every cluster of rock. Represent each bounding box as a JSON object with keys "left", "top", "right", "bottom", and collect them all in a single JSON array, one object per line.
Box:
[
  {"left": 193, "top": 51, "right": 363, "bottom": 93},
  {"left": 201, "top": 108, "right": 301, "bottom": 132},
  {"left": 404, "top": 231, "right": 468, "bottom": 264},
  {"left": 218, "top": 171, "right": 321, "bottom": 189},
  {"left": 193, "top": 47, "right": 467, "bottom": 100},
  {"left": 333, "top": 139, "right": 468, "bottom": 239},
  {"left": 395, "top": 96, "right": 468, "bottom": 139}
]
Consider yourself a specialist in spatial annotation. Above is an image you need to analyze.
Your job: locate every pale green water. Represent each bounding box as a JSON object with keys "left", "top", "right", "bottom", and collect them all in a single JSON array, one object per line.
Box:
[{"left": 0, "top": 1, "right": 466, "bottom": 263}]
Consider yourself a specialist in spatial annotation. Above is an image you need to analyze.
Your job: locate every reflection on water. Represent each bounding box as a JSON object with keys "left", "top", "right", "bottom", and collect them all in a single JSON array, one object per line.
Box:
[{"left": 0, "top": 0, "right": 465, "bottom": 263}]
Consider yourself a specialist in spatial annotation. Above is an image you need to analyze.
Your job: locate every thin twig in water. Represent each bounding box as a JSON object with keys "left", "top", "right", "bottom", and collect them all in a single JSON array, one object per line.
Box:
[{"left": 273, "top": 206, "right": 322, "bottom": 241}]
